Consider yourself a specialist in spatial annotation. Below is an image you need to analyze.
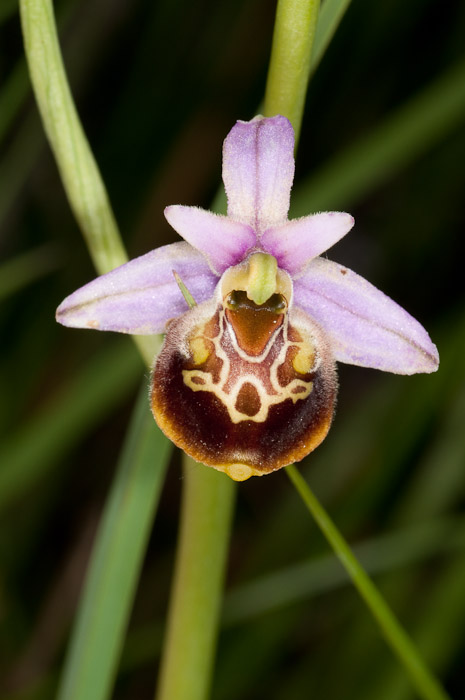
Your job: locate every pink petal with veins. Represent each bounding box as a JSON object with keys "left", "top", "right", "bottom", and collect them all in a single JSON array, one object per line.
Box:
[
  {"left": 222, "top": 116, "right": 295, "bottom": 233},
  {"left": 262, "top": 212, "right": 354, "bottom": 275},
  {"left": 56, "top": 242, "right": 218, "bottom": 335},
  {"left": 164, "top": 205, "right": 256, "bottom": 275},
  {"left": 294, "top": 257, "right": 439, "bottom": 375}
]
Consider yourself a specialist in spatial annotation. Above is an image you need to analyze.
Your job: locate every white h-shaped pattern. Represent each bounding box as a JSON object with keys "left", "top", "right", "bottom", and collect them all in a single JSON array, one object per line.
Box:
[{"left": 183, "top": 307, "right": 317, "bottom": 424}]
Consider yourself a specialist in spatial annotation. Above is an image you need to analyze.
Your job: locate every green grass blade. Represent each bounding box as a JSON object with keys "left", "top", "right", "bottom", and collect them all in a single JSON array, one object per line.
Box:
[
  {"left": 223, "top": 515, "right": 465, "bottom": 626},
  {"left": 0, "top": 60, "right": 29, "bottom": 145},
  {"left": 115, "top": 512, "right": 465, "bottom": 677},
  {"left": 19, "top": 0, "right": 159, "bottom": 366},
  {"left": 312, "top": 0, "right": 352, "bottom": 72},
  {"left": 286, "top": 464, "right": 450, "bottom": 700},
  {"left": 19, "top": 0, "right": 126, "bottom": 275},
  {"left": 57, "top": 386, "right": 172, "bottom": 700},
  {"left": 0, "top": 0, "right": 18, "bottom": 23},
  {"left": 0, "top": 244, "right": 62, "bottom": 302},
  {"left": 373, "top": 555, "right": 465, "bottom": 700},
  {"left": 0, "top": 340, "right": 142, "bottom": 512},
  {"left": 291, "top": 57, "right": 465, "bottom": 213}
]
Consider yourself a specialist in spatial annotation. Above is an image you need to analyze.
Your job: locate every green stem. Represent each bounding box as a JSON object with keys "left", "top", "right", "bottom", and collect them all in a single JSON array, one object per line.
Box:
[
  {"left": 19, "top": 0, "right": 157, "bottom": 366},
  {"left": 286, "top": 464, "right": 451, "bottom": 700},
  {"left": 264, "top": 0, "right": 320, "bottom": 142},
  {"left": 19, "top": 0, "right": 125, "bottom": 274},
  {"left": 155, "top": 456, "right": 236, "bottom": 700},
  {"left": 156, "top": 4, "right": 322, "bottom": 697}
]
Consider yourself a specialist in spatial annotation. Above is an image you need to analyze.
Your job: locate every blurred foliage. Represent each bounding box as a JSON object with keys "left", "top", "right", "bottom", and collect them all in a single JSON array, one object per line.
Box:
[{"left": 1, "top": 0, "right": 464, "bottom": 698}]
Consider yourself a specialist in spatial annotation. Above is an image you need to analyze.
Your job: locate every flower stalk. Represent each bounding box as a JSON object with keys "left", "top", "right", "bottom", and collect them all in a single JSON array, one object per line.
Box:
[
  {"left": 156, "top": 1, "right": 323, "bottom": 696},
  {"left": 264, "top": 0, "right": 321, "bottom": 141},
  {"left": 155, "top": 456, "right": 236, "bottom": 700}
]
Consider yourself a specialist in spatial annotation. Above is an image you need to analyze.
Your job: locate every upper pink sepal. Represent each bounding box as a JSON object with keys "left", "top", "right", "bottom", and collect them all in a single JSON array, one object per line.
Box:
[
  {"left": 56, "top": 242, "right": 218, "bottom": 335},
  {"left": 222, "top": 115, "right": 295, "bottom": 234},
  {"left": 261, "top": 212, "right": 354, "bottom": 275},
  {"left": 164, "top": 205, "right": 256, "bottom": 275},
  {"left": 293, "top": 257, "right": 439, "bottom": 375}
]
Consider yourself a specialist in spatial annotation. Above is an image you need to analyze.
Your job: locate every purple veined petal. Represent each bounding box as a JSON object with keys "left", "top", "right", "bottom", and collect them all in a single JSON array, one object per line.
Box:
[
  {"left": 261, "top": 212, "right": 355, "bottom": 275},
  {"left": 56, "top": 242, "right": 219, "bottom": 335},
  {"left": 293, "top": 257, "right": 439, "bottom": 375},
  {"left": 164, "top": 205, "right": 256, "bottom": 275},
  {"left": 222, "top": 116, "right": 295, "bottom": 234}
]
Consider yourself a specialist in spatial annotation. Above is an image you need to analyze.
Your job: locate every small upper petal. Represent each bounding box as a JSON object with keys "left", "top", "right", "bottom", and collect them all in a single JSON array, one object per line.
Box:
[
  {"left": 261, "top": 212, "right": 354, "bottom": 275},
  {"left": 222, "top": 115, "right": 295, "bottom": 234},
  {"left": 293, "top": 257, "right": 439, "bottom": 375},
  {"left": 164, "top": 205, "right": 256, "bottom": 275},
  {"left": 56, "top": 242, "right": 218, "bottom": 335}
]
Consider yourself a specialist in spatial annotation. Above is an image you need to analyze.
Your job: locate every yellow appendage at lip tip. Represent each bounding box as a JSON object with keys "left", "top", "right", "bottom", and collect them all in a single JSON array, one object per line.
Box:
[{"left": 224, "top": 464, "right": 258, "bottom": 481}]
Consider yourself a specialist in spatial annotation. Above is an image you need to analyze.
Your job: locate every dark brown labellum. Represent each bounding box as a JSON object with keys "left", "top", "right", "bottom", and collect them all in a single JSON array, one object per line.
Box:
[{"left": 151, "top": 285, "right": 337, "bottom": 480}]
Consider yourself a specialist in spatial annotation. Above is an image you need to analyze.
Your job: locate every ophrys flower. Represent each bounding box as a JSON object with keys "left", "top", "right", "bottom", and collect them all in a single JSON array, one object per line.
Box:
[{"left": 57, "top": 116, "right": 439, "bottom": 481}]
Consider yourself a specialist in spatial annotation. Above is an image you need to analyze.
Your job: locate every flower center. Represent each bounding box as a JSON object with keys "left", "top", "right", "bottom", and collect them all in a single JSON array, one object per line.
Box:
[{"left": 219, "top": 252, "right": 293, "bottom": 309}]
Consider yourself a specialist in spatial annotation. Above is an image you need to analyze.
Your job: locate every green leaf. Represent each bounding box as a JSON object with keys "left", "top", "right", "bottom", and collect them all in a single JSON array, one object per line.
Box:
[
  {"left": 0, "top": 340, "right": 142, "bottom": 512},
  {"left": 312, "top": 0, "right": 353, "bottom": 72},
  {"left": 286, "top": 465, "right": 450, "bottom": 700},
  {"left": 291, "top": 57, "right": 465, "bottom": 213},
  {"left": 0, "top": 244, "right": 62, "bottom": 302},
  {"left": 57, "top": 386, "right": 172, "bottom": 700}
]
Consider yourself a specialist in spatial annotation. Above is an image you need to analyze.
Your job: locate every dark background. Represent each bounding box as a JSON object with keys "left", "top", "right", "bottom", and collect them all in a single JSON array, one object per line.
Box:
[{"left": 1, "top": 0, "right": 465, "bottom": 698}]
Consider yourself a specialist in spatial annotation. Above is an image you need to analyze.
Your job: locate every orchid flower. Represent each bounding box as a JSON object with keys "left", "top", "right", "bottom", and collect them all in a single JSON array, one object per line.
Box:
[{"left": 56, "top": 115, "right": 439, "bottom": 481}]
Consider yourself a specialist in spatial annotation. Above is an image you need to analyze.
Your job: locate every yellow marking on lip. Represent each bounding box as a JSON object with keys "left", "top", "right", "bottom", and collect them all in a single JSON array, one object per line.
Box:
[
  {"left": 190, "top": 336, "right": 210, "bottom": 365},
  {"left": 292, "top": 345, "right": 315, "bottom": 374}
]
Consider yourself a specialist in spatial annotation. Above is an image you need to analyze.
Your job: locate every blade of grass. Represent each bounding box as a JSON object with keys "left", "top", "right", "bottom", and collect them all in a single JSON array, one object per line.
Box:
[
  {"left": 57, "top": 385, "right": 172, "bottom": 700},
  {"left": 0, "top": 60, "right": 29, "bottom": 144},
  {"left": 311, "top": 367, "right": 465, "bottom": 700},
  {"left": 19, "top": 0, "right": 158, "bottom": 366},
  {"left": 311, "top": 0, "right": 353, "bottom": 72},
  {"left": 116, "top": 510, "right": 465, "bottom": 678},
  {"left": 353, "top": 387, "right": 465, "bottom": 700},
  {"left": 19, "top": 0, "right": 126, "bottom": 274},
  {"left": 222, "top": 514, "right": 465, "bottom": 626},
  {"left": 286, "top": 464, "right": 450, "bottom": 700},
  {"left": 18, "top": 3, "right": 169, "bottom": 699},
  {"left": 0, "top": 0, "right": 78, "bottom": 146},
  {"left": 372, "top": 555, "right": 465, "bottom": 700},
  {"left": 392, "top": 385, "right": 465, "bottom": 524},
  {"left": 291, "top": 57, "right": 465, "bottom": 213},
  {"left": 0, "top": 244, "right": 62, "bottom": 302},
  {"left": 0, "top": 340, "right": 142, "bottom": 512},
  {"left": 0, "top": 0, "right": 18, "bottom": 23}
]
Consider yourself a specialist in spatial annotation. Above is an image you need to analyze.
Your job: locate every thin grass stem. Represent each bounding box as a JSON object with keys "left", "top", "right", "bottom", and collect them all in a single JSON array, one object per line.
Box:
[{"left": 286, "top": 464, "right": 451, "bottom": 700}]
